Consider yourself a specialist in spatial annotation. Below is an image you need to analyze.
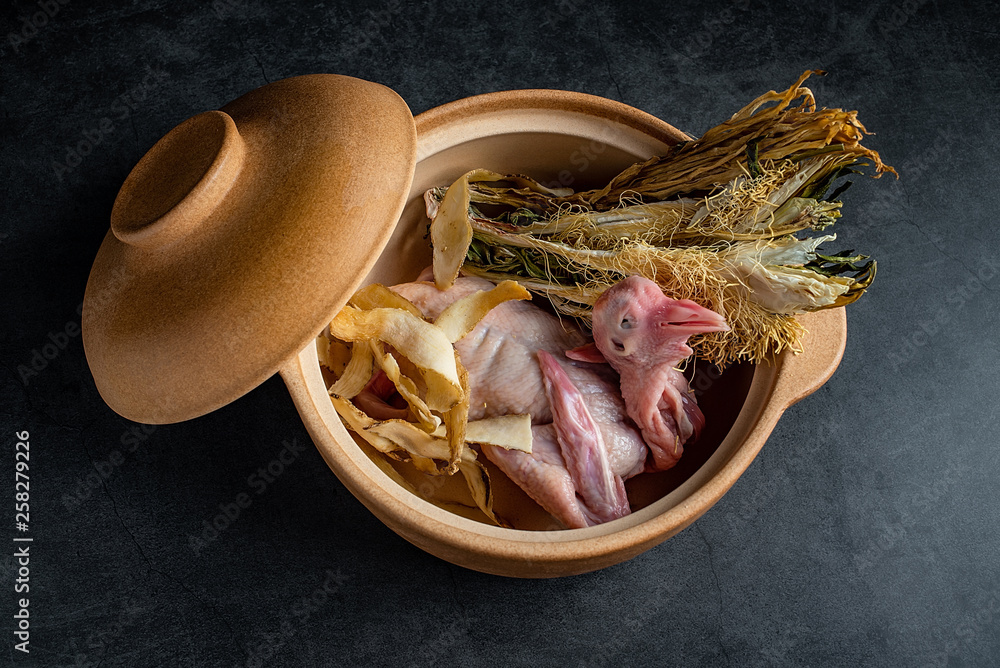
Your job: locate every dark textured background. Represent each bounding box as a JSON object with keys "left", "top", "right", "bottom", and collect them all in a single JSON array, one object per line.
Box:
[{"left": 2, "top": 0, "right": 998, "bottom": 666}]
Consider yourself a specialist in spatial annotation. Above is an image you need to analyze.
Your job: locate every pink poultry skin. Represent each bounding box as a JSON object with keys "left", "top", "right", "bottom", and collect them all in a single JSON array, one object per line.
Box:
[
  {"left": 391, "top": 275, "right": 645, "bottom": 529},
  {"left": 379, "top": 274, "right": 728, "bottom": 529},
  {"left": 574, "top": 276, "right": 730, "bottom": 472}
]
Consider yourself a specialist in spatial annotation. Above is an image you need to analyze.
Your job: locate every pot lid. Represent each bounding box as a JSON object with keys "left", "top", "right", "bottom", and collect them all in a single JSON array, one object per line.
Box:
[{"left": 83, "top": 74, "right": 417, "bottom": 424}]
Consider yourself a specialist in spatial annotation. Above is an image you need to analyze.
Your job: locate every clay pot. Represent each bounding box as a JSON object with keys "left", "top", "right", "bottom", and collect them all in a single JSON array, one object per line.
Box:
[{"left": 84, "top": 76, "right": 845, "bottom": 578}]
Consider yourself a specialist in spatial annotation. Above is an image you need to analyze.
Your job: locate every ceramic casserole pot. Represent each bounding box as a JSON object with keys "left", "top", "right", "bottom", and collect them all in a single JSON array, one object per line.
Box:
[{"left": 83, "top": 75, "right": 846, "bottom": 578}]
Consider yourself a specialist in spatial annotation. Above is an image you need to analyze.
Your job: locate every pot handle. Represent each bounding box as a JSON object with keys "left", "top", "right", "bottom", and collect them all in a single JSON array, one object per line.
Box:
[{"left": 768, "top": 307, "right": 848, "bottom": 411}]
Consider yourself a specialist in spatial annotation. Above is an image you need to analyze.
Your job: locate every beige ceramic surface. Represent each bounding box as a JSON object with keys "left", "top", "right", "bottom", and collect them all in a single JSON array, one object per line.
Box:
[
  {"left": 83, "top": 75, "right": 417, "bottom": 424},
  {"left": 281, "top": 89, "right": 849, "bottom": 578}
]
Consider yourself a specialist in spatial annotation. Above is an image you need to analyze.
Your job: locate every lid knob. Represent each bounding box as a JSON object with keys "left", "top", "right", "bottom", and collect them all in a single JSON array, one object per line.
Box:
[{"left": 110, "top": 110, "right": 245, "bottom": 249}]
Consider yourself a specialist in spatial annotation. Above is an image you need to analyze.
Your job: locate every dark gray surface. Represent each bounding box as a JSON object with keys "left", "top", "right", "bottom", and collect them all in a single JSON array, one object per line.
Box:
[{"left": 2, "top": 0, "right": 998, "bottom": 666}]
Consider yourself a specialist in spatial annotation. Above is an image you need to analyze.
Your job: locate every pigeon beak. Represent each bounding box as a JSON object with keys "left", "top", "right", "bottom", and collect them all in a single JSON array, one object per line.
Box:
[{"left": 656, "top": 299, "right": 729, "bottom": 336}]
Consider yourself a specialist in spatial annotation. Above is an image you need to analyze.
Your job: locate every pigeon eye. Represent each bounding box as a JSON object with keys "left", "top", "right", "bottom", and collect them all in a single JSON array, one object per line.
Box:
[{"left": 620, "top": 316, "right": 634, "bottom": 330}]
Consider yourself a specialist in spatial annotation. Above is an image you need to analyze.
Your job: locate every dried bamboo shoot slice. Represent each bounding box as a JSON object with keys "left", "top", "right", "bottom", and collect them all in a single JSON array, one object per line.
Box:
[
  {"left": 328, "top": 341, "right": 374, "bottom": 399},
  {"left": 349, "top": 283, "right": 424, "bottom": 318},
  {"left": 330, "top": 395, "right": 497, "bottom": 523},
  {"left": 329, "top": 305, "right": 461, "bottom": 412},
  {"left": 434, "top": 280, "right": 531, "bottom": 343}
]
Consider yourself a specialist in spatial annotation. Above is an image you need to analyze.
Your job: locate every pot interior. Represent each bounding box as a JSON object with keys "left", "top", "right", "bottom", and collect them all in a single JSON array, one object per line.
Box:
[{"left": 318, "top": 124, "right": 757, "bottom": 531}]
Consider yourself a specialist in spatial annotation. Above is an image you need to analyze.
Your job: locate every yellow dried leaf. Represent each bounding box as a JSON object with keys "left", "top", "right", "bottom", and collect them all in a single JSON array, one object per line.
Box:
[
  {"left": 457, "top": 458, "right": 497, "bottom": 525},
  {"left": 326, "top": 275, "right": 539, "bottom": 524},
  {"left": 329, "top": 305, "right": 461, "bottom": 412},
  {"left": 466, "top": 415, "right": 533, "bottom": 452},
  {"left": 431, "top": 169, "right": 511, "bottom": 290},
  {"left": 317, "top": 337, "right": 351, "bottom": 377},
  {"left": 431, "top": 414, "right": 533, "bottom": 453},
  {"left": 434, "top": 280, "right": 531, "bottom": 343},
  {"left": 330, "top": 394, "right": 498, "bottom": 524},
  {"left": 328, "top": 341, "right": 374, "bottom": 399},
  {"left": 440, "top": 352, "right": 470, "bottom": 474},
  {"left": 349, "top": 283, "right": 424, "bottom": 318},
  {"left": 369, "top": 340, "right": 440, "bottom": 432}
]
